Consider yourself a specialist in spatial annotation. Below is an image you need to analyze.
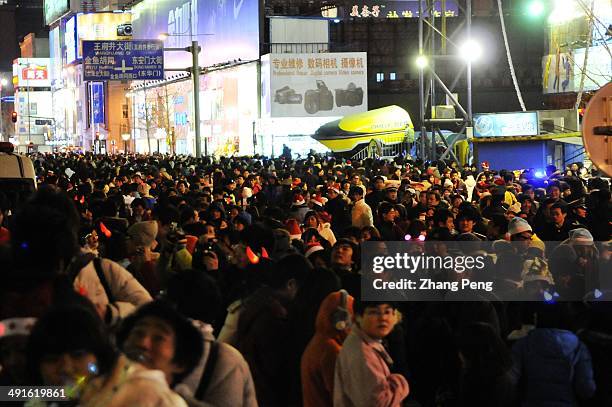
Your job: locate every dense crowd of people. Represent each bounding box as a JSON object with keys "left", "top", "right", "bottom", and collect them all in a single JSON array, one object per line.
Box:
[{"left": 0, "top": 151, "right": 610, "bottom": 406}]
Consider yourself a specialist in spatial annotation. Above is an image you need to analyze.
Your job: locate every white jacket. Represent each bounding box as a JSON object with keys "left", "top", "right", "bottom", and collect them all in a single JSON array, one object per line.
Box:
[
  {"left": 73, "top": 258, "right": 152, "bottom": 325},
  {"left": 351, "top": 199, "right": 374, "bottom": 229}
]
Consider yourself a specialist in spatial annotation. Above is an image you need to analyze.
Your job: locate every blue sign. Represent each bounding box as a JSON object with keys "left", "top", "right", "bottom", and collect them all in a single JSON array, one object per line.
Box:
[
  {"left": 90, "top": 82, "right": 105, "bottom": 124},
  {"left": 82, "top": 40, "right": 164, "bottom": 81},
  {"left": 474, "top": 112, "right": 539, "bottom": 138}
]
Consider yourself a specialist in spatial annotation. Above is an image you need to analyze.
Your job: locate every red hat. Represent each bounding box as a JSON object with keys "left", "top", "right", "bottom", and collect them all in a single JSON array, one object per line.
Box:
[
  {"left": 311, "top": 194, "right": 325, "bottom": 207},
  {"left": 494, "top": 178, "right": 505, "bottom": 186},
  {"left": 318, "top": 211, "right": 332, "bottom": 224},
  {"left": 292, "top": 194, "right": 306, "bottom": 206},
  {"left": 292, "top": 177, "right": 302, "bottom": 187},
  {"left": 481, "top": 161, "right": 490, "bottom": 169},
  {"left": 285, "top": 218, "right": 302, "bottom": 240},
  {"left": 328, "top": 183, "right": 341, "bottom": 194}
]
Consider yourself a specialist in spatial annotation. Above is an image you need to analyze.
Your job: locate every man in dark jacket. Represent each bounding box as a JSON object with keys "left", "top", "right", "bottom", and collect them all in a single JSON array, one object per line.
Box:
[
  {"left": 325, "top": 185, "right": 350, "bottom": 236},
  {"left": 540, "top": 202, "right": 583, "bottom": 242},
  {"left": 235, "top": 255, "right": 310, "bottom": 406}
]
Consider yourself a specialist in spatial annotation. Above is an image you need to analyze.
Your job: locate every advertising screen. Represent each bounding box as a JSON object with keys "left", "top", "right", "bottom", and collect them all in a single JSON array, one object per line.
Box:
[
  {"left": 474, "top": 112, "right": 539, "bottom": 138},
  {"left": 44, "top": 0, "right": 70, "bottom": 25},
  {"left": 49, "top": 27, "right": 63, "bottom": 89},
  {"left": 65, "top": 16, "right": 77, "bottom": 64},
  {"left": 76, "top": 12, "right": 133, "bottom": 59},
  {"left": 131, "top": 0, "right": 260, "bottom": 69},
  {"left": 264, "top": 52, "right": 368, "bottom": 118}
]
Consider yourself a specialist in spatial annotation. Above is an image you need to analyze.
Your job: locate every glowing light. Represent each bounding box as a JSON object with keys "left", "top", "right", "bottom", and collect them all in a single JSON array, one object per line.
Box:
[
  {"left": 595, "top": 289, "right": 603, "bottom": 299},
  {"left": 459, "top": 40, "right": 482, "bottom": 62},
  {"left": 0, "top": 78, "right": 7, "bottom": 86},
  {"left": 415, "top": 55, "right": 428, "bottom": 69},
  {"left": 548, "top": 0, "right": 582, "bottom": 24},
  {"left": 404, "top": 234, "right": 412, "bottom": 241},
  {"left": 158, "top": 33, "right": 169, "bottom": 41},
  {"left": 535, "top": 171, "right": 545, "bottom": 178},
  {"left": 527, "top": 1, "right": 545, "bottom": 17}
]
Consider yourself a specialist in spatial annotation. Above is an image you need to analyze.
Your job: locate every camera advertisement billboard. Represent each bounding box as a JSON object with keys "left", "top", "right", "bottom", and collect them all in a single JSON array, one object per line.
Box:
[{"left": 264, "top": 52, "right": 368, "bottom": 118}]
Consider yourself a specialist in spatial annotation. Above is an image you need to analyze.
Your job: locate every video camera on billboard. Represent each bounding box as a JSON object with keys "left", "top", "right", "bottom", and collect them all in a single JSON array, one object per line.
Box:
[
  {"left": 335, "top": 82, "right": 364, "bottom": 107},
  {"left": 274, "top": 86, "right": 303, "bottom": 104},
  {"left": 304, "top": 80, "right": 334, "bottom": 114},
  {"left": 117, "top": 23, "right": 133, "bottom": 37}
]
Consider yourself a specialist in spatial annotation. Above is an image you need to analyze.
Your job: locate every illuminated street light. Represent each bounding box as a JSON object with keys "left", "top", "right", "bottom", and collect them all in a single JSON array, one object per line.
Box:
[
  {"left": 527, "top": 0, "right": 545, "bottom": 17},
  {"left": 121, "top": 133, "right": 131, "bottom": 153},
  {"left": 415, "top": 55, "right": 428, "bottom": 69},
  {"left": 459, "top": 40, "right": 482, "bottom": 62}
]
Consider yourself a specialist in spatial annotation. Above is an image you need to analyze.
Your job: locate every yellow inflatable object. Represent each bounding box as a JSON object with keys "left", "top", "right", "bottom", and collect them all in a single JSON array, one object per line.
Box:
[{"left": 312, "top": 105, "right": 415, "bottom": 153}]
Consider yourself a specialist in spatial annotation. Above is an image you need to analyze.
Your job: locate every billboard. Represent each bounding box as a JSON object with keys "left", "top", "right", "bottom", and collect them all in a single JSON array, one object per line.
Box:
[
  {"left": 75, "top": 12, "right": 133, "bottom": 59},
  {"left": 346, "top": 1, "right": 458, "bottom": 18},
  {"left": 44, "top": 0, "right": 70, "bottom": 25},
  {"left": 12, "top": 58, "right": 51, "bottom": 88},
  {"left": 474, "top": 112, "right": 539, "bottom": 138},
  {"left": 65, "top": 16, "right": 77, "bottom": 64},
  {"left": 573, "top": 46, "right": 611, "bottom": 93},
  {"left": 262, "top": 52, "right": 368, "bottom": 118},
  {"left": 49, "top": 27, "right": 63, "bottom": 89},
  {"left": 131, "top": 0, "right": 260, "bottom": 69}
]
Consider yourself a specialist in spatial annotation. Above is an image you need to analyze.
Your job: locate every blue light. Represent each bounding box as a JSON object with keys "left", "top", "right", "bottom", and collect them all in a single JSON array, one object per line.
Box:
[
  {"left": 535, "top": 171, "right": 545, "bottom": 178},
  {"left": 333, "top": 19, "right": 341, "bottom": 23},
  {"left": 594, "top": 289, "right": 603, "bottom": 299}
]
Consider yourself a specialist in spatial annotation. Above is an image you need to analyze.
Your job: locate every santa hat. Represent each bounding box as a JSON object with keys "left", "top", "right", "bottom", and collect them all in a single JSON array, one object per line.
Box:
[
  {"left": 311, "top": 195, "right": 325, "bottom": 207},
  {"left": 328, "top": 183, "right": 341, "bottom": 194},
  {"left": 0, "top": 317, "right": 37, "bottom": 338},
  {"left": 292, "top": 178, "right": 302, "bottom": 188},
  {"left": 285, "top": 218, "right": 302, "bottom": 240},
  {"left": 318, "top": 211, "right": 332, "bottom": 224},
  {"left": 508, "top": 217, "right": 532, "bottom": 236},
  {"left": 292, "top": 194, "right": 306, "bottom": 206},
  {"left": 305, "top": 244, "right": 325, "bottom": 258}
]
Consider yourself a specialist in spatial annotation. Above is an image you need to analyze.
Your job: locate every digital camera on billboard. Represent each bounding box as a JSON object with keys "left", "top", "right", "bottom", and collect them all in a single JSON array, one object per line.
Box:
[
  {"left": 117, "top": 23, "right": 133, "bottom": 37},
  {"left": 274, "top": 86, "right": 303, "bottom": 104},
  {"left": 335, "top": 82, "right": 364, "bottom": 107},
  {"left": 304, "top": 80, "right": 334, "bottom": 114}
]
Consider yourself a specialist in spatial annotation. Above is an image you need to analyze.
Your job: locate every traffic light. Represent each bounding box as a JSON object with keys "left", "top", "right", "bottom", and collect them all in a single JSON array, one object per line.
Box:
[{"left": 11, "top": 111, "right": 17, "bottom": 123}]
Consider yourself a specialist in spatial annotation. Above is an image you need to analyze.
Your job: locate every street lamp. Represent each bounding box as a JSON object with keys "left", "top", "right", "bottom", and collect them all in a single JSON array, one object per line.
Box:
[
  {"left": 459, "top": 40, "right": 482, "bottom": 62},
  {"left": 121, "top": 133, "right": 131, "bottom": 153},
  {"left": 415, "top": 55, "right": 428, "bottom": 69},
  {"left": 0, "top": 78, "right": 7, "bottom": 141}
]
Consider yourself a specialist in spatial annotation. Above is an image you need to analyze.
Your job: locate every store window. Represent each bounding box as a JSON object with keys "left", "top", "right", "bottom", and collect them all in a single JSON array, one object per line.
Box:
[{"left": 122, "top": 104, "right": 128, "bottom": 119}]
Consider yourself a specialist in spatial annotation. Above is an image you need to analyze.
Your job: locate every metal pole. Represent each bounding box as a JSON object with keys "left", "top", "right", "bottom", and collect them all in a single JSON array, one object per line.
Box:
[
  {"left": 418, "top": 0, "right": 427, "bottom": 161},
  {"left": 466, "top": 0, "right": 473, "bottom": 126},
  {"left": 0, "top": 82, "right": 3, "bottom": 141},
  {"left": 429, "top": 0, "right": 437, "bottom": 161},
  {"left": 192, "top": 40, "right": 203, "bottom": 158}
]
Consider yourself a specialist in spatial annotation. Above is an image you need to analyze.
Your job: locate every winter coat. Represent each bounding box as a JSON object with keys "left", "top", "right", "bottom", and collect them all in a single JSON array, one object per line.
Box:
[
  {"left": 301, "top": 291, "right": 353, "bottom": 407},
  {"left": 235, "top": 287, "right": 291, "bottom": 406},
  {"left": 510, "top": 328, "right": 596, "bottom": 406},
  {"left": 334, "top": 325, "right": 409, "bottom": 407},
  {"left": 351, "top": 199, "right": 374, "bottom": 229},
  {"left": 325, "top": 196, "right": 350, "bottom": 236},
  {"left": 175, "top": 320, "right": 258, "bottom": 407},
  {"left": 74, "top": 257, "right": 152, "bottom": 325}
]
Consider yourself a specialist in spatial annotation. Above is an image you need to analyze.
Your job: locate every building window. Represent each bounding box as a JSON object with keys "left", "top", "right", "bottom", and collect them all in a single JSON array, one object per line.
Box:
[
  {"left": 376, "top": 72, "right": 384, "bottom": 82},
  {"left": 390, "top": 72, "right": 397, "bottom": 81},
  {"left": 122, "top": 104, "right": 129, "bottom": 119}
]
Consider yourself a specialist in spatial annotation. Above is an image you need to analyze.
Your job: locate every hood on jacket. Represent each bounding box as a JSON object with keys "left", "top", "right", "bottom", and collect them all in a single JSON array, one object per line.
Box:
[{"left": 314, "top": 290, "right": 354, "bottom": 344}]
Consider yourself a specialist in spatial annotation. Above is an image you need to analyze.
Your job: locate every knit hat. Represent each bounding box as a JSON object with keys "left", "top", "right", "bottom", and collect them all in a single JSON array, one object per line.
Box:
[
  {"left": 127, "top": 220, "right": 158, "bottom": 248},
  {"left": 508, "top": 217, "right": 532, "bottom": 236},
  {"left": 566, "top": 228, "right": 594, "bottom": 245},
  {"left": 285, "top": 218, "right": 302, "bottom": 240},
  {"left": 443, "top": 178, "right": 454, "bottom": 189},
  {"left": 292, "top": 194, "right": 306, "bottom": 206}
]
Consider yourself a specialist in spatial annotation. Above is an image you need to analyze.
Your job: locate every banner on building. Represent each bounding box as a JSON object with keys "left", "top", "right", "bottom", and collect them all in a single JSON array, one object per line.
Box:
[
  {"left": 89, "top": 82, "right": 105, "bottom": 125},
  {"left": 12, "top": 58, "right": 51, "bottom": 88},
  {"left": 474, "top": 112, "right": 539, "bottom": 138},
  {"left": 262, "top": 52, "right": 368, "bottom": 118},
  {"left": 131, "top": 0, "right": 260, "bottom": 70}
]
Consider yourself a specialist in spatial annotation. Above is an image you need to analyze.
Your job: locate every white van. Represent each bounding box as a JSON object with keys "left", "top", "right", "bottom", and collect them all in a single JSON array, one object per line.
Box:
[{"left": 0, "top": 142, "right": 37, "bottom": 212}]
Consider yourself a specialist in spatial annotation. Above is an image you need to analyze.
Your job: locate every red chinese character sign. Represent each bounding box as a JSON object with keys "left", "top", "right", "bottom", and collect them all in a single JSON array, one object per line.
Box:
[{"left": 12, "top": 58, "right": 51, "bottom": 88}]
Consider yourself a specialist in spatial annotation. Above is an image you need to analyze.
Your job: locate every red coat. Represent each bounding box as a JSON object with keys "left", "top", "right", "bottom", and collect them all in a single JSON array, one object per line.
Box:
[{"left": 301, "top": 291, "right": 354, "bottom": 407}]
